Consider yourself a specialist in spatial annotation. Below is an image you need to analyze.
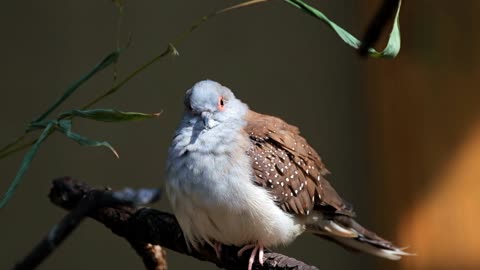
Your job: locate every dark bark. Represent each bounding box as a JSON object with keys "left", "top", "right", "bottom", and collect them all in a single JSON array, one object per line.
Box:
[
  {"left": 17, "top": 177, "right": 319, "bottom": 270},
  {"left": 13, "top": 177, "right": 163, "bottom": 270}
]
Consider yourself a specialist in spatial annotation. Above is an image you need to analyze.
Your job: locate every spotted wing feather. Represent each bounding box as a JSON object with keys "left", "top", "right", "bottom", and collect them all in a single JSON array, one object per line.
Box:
[{"left": 244, "top": 111, "right": 354, "bottom": 217}]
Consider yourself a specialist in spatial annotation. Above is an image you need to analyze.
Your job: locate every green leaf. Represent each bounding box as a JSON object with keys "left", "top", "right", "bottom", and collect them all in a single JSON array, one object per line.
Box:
[
  {"left": 31, "top": 50, "right": 121, "bottom": 124},
  {"left": 1, "top": 118, "right": 121, "bottom": 208},
  {"left": 284, "top": 0, "right": 402, "bottom": 58},
  {"left": 0, "top": 123, "right": 55, "bottom": 209},
  {"left": 60, "top": 109, "right": 161, "bottom": 122},
  {"left": 56, "top": 120, "right": 119, "bottom": 158}
]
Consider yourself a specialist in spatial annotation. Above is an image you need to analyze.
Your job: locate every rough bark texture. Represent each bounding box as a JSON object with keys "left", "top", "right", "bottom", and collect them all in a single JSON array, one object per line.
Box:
[
  {"left": 38, "top": 177, "right": 318, "bottom": 270},
  {"left": 13, "top": 177, "right": 164, "bottom": 270}
]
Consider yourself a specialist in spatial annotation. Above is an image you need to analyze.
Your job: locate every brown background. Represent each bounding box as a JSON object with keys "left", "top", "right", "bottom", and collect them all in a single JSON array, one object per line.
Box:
[{"left": 0, "top": 1, "right": 478, "bottom": 270}]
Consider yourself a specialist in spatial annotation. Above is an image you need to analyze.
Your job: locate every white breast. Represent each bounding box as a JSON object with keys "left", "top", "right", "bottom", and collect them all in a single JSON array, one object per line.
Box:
[{"left": 165, "top": 122, "right": 304, "bottom": 249}]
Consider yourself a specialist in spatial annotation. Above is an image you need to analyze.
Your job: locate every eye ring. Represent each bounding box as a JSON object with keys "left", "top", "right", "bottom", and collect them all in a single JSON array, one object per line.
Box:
[{"left": 218, "top": 96, "right": 225, "bottom": 111}]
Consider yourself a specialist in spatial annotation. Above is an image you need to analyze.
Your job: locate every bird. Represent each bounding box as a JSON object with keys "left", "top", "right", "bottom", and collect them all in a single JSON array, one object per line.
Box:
[{"left": 165, "top": 80, "right": 411, "bottom": 270}]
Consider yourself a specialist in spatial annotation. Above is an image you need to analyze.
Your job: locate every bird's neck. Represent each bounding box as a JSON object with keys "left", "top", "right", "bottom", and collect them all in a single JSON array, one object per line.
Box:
[{"left": 173, "top": 116, "right": 248, "bottom": 157}]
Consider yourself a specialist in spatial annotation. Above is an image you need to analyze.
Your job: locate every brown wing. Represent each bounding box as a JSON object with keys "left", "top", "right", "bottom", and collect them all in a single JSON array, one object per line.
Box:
[{"left": 244, "top": 110, "right": 355, "bottom": 217}]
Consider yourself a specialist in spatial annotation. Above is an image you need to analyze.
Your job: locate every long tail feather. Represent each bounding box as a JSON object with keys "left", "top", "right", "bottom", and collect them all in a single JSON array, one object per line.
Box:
[{"left": 306, "top": 211, "right": 414, "bottom": 260}]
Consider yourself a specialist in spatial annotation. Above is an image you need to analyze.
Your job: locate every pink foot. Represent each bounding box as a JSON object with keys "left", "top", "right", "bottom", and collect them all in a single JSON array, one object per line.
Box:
[
  {"left": 238, "top": 243, "right": 264, "bottom": 270},
  {"left": 237, "top": 244, "right": 255, "bottom": 257},
  {"left": 212, "top": 242, "right": 222, "bottom": 259},
  {"left": 258, "top": 243, "right": 264, "bottom": 265}
]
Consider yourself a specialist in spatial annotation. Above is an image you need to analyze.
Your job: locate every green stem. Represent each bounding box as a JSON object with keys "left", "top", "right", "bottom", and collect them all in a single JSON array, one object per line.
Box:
[
  {"left": 0, "top": 0, "right": 270, "bottom": 160},
  {"left": 81, "top": 0, "right": 269, "bottom": 110},
  {"left": 0, "top": 134, "right": 27, "bottom": 155},
  {"left": 81, "top": 45, "right": 173, "bottom": 110},
  {"left": 0, "top": 140, "right": 35, "bottom": 160}
]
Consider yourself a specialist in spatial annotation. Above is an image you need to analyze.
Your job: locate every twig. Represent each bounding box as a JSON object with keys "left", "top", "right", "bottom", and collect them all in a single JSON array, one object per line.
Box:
[
  {"left": 12, "top": 177, "right": 161, "bottom": 270},
  {"left": 0, "top": 0, "right": 270, "bottom": 161},
  {"left": 15, "top": 177, "right": 319, "bottom": 270},
  {"left": 358, "top": 0, "right": 400, "bottom": 56}
]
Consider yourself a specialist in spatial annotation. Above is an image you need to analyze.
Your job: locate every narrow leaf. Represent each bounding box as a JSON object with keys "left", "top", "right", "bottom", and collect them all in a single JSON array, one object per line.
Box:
[
  {"left": 0, "top": 134, "right": 27, "bottom": 156},
  {"left": 32, "top": 50, "right": 121, "bottom": 124},
  {"left": 284, "top": 0, "right": 402, "bottom": 58},
  {"left": 60, "top": 109, "right": 161, "bottom": 122},
  {"left": 0, "top": 123, "right": 55, "bottom": 208},
  {"left": 56, "top": 120, "right": 119, "bottom": 158}
]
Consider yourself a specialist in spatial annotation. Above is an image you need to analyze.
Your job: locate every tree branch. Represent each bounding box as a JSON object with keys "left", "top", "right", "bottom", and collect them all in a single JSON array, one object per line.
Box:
[
  {"left": 13, "top": 177, "right": 163, "bottom": 270},
  {"left": 15, "top": 177, "right": 319, "bottom": 270}
]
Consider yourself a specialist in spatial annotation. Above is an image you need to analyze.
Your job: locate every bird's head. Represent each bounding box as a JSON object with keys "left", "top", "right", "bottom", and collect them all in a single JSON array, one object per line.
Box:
[{"left": 183, "top": 80, "right": 247, "bottom": 129}]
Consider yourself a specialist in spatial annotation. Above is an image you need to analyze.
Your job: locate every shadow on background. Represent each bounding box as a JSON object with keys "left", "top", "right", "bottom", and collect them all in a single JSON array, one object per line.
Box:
[
  {"left": 364, "top": 2, "right": 480, "bottom": 270},
  {"left": 0, "top": 1, "right": 478, "bottom": 270}
]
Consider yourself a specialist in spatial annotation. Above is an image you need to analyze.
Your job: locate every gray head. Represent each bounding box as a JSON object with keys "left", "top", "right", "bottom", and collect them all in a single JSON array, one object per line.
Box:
[{"left": 183, "top": 80, "right": 248, "bottom": 129}]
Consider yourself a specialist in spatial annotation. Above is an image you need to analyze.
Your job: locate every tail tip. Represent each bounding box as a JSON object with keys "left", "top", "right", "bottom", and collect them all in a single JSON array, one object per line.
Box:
[{"left": 379, "top": 247, "right": 416, "bottom": 260}]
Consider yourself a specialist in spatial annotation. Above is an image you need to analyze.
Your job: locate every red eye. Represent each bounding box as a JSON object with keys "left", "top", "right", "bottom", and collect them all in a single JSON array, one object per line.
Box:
[{"left": 218, "top": 96, "right": 225, "bottom": 111}]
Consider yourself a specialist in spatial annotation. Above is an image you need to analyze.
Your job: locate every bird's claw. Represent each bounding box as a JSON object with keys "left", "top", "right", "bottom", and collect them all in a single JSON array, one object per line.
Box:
[
  {"left": 237, "top": 244, "right": 255, "bottom": 257},
  {"left": 259, "top": 245, "right": 264, "bottom": 265},
  {"left": 213, "top": 242, "right": 222, "bottom": 259},
  {"left": 238, "top": 242, "right": 264, "bottom": 270}
]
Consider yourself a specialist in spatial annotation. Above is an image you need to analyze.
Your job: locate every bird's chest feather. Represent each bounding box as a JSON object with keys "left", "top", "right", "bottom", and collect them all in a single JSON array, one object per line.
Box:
[
  {"left": 166, "top": 124, "right": 303, "bottom": 247},
  {"left": 167, "top": 124, "right": 252, "bottom": 206}
]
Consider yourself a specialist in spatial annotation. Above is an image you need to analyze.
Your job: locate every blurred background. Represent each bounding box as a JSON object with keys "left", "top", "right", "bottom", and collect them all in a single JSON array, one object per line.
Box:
[{"left": 0, "top": 1, "right": 479, "bottom": 270}]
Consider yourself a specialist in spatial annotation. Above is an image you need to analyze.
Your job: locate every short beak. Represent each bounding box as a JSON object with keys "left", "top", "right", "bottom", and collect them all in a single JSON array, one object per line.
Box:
[{"left": 201, "top": 111, "right": 212, "bottom": 128}]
